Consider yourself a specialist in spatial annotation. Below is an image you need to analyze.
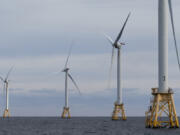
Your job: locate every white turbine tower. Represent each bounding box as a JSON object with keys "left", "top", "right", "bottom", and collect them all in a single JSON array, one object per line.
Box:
[
  {"left": 0, "top": 67, "right": 13, "bottom": 118},
  {"left": 61, "top": 45, "right": 81, "bottom": 119},
  {"left": 145, "top": 0, "right": 180, "bottom": 128},
  {"left": 105, "top": 13, "right": 130, "bottom": 120}
]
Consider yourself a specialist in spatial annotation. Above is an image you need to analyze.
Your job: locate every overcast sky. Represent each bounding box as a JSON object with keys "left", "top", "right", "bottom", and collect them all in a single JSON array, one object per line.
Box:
[{"left": 0, "top": 0, "right": 180, "bottom": 116}]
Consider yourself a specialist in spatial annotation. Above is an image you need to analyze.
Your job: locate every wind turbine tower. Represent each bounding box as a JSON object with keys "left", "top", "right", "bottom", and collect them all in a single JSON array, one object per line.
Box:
[
  {"left": 0, "top": 67, "right": 13, "bottom": 118},
  {"left": 146, "top": 0, "right": 179, "bottom": 128},
  {"left": 105, "top": 13, "right": 130, "bottom": 120},
  {"left": 61, "top": 46, "right": 81, "bottom": 118}
]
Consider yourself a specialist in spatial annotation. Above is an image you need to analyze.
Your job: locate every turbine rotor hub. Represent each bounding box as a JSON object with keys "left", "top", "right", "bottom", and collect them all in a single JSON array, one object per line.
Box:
[{"left": 115, "top": 42, "right": 125, "bottom": 49}]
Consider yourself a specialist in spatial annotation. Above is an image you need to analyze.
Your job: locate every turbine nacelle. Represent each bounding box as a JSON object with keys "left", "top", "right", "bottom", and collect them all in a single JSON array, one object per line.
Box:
[
  {"left": 62, "top": 68, "right": 70, "bottom": 72},
  {"left": 4, "top": 80, "right": 8, "bottom": 84},
  {"left": 114, "top": 42, "right": 125, "bottom": 49},
  {"left": 0, "top": 67, "right": 13, "bottom": 84}
]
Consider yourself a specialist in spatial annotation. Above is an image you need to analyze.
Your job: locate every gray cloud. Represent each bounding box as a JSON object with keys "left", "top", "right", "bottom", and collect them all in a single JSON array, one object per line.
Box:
[{"left": 1, "top": 0, "right": 180, "bottom": 57}]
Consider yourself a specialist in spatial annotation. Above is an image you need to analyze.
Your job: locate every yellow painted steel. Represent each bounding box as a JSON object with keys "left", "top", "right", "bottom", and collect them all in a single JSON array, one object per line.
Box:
[
  {"left": 3, "top": 109, "right": 10, "bottom": 118},
  {"left": 112, "top": 103, "right": 126, "bottom": 120},
  {"left": 61, "top": 107, "right": 71, "bottom": 119},
  {"left": 145, "top": 88, "right": 179, "bottom": 128}
]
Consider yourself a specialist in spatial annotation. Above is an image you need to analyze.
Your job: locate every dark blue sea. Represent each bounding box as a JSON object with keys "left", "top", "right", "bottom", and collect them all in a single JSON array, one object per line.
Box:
[{"left": 0, "top": 117, "right": 179, "bottom": 135}]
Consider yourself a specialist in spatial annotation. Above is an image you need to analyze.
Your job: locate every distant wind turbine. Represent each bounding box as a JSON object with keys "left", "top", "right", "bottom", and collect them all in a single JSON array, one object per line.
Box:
[
  {"left": 61, "top": 45, "right": 81, "bottom": 119},
  {"left": 105, "top": 13, "right": 131, "bottom": 120},
  {"left": 0, "top": 67, "right": 13, "bottom": 118}
]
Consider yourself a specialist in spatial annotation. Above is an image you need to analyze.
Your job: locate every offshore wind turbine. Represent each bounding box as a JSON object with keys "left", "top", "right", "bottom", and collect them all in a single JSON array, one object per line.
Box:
[
  {"left": 105, "top": 13, "right": 130, "bottom": 120},
  {"left": 0, "top": 67, "right": 13, "bottom": 118},
  {"left": 61, "top": 45, "right": 81, "bottom": 118},
  {"left": 145, "top": 0, "right": 180, "bottom": 128}
]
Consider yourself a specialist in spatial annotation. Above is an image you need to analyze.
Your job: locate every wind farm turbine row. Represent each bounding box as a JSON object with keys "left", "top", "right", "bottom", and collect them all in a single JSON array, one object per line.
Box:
[
  {"left": 0, "top": 13, "right": 131, "bottom": 119},
  {"left": 0, "top": 0, "right": 179, "bottom": 129},
  {"left": 58, "top": 0, "right": 180, "bottom": 128},
  {"left": 59, "top": 13, "right": 131, "bottom": 119}
]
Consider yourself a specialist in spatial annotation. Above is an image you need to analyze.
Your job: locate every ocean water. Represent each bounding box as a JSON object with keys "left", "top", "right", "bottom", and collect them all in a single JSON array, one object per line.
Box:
[{"left": 0, "top": 117, "right": 179, "bottom": 135}]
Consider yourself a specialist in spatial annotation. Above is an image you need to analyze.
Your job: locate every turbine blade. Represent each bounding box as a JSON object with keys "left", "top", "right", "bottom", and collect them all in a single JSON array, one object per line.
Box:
[
  {"left": 115, "top": 12, "right": 131, "bottom": 44},
  {"left": 168, "top": 0, "right": 180, "bottom": 72},
  {"left": 107, "top": 46, "right": 115, "bottom": 89},
  {"left": 104, "top": 34, "right": 114, "bottom": 46},
  {"left": 64, "top": 42, "right": 73, "bottom": 69},
  {"left": 68, "top": 73, "right": 81, "bottom": 95},
  {"left": 5, "top": 66, "right": 14, "bottom": 80}
]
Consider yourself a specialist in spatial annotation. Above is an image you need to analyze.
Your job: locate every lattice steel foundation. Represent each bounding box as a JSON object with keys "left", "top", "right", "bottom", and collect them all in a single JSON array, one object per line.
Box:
[
  {"left": 61, "top": 107, "right": 71, "bottom": 119},
  {"left": 3, "top": 109, "right": 10, "bottom": 118},
  {"left": 146, "top": 88, "right": 179, "bottom": 128},
  {"left": 112, "top": 103, "right": 126, "bottom": 120}
]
